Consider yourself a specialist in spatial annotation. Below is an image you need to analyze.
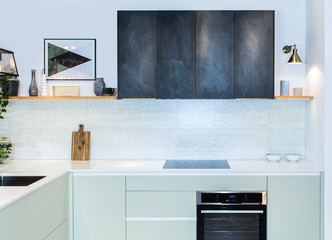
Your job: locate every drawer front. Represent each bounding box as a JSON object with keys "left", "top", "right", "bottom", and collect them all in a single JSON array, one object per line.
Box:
[
  {"left": 127, "top": 221, "right": 195, "bottom": 240},
  {"left": 127, "top": 191, "right": 196, "bottom": 217},
  {"left": 127, "top": 176, "right": 266, "bottom": 191}
]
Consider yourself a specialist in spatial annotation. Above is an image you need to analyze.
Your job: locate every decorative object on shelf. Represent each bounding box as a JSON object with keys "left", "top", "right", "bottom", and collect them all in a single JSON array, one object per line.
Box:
[
  {"left": 8, "top": 79, "right": 19, "bottom": 96},
  {"left": 53, "top": 86, "right": 80, "bottom": 96},
  {"left": 0, "top": 48, "right": 19, "bottom": 77},
  {"left": 266, "top": 153, "right": 282, "bottom": 162},
  {"left": 0, "top": 137, "right": 12, "bottom": 164},
  {"left": 103, "top": 87, "right": 117, "bottom": 96},
  {"left": 44, "top": 38, "right": 96, "bottom": 80},
  {"left": 280, "top": 80, "right": 289, "bottom": 96},
  {"left": 285, "top": 154, "right": 301, "bottom": 162},
  {"left": 94, "top": 77, "right": 105, "bottom": 96},
  {"left": 293, "top": 87, "right": 303, "bottom": 96},
  {"left": 40, "top": 69, "right": 48, "bottom": 96},
  {"left": 72, "top": 124, "right": 90, "bottom": 161},
  {"left": 282, "top": 44, "right": 303, "bottom": 64},
  {"left": 29, "top": 69, "right": 38, "bottom": 96}
]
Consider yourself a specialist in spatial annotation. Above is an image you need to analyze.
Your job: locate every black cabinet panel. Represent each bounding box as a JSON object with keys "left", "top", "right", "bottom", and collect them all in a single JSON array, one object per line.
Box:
[
  {"left": 196, "top": 11, "right": 235, "bottom": 99},
  {"left": 118, "top": 11, "right": 157, "bottom": 98},
  {"left": 235, "top": 11, "right": 274, "bottom": 98},
  {"left": 157, "top": 12, "right": 196, "bottom": 99}
]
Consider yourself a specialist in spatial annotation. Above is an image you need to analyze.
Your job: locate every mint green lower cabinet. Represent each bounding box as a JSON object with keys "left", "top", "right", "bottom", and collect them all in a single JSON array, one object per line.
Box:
[
  {"left": 0, "top": 198, "right": 28, "bottom": 240},
  {"left": 127, "top": 191, "right": 196, "bottom": 217},
  {"left": 127, "top": 220, "right": 195, "bottom": 240},
  {"left": 268, "top": 175, "right": 321, "bottom": 240},
  {"left": 45, "top": 219, "right": 69, "bottom": 240},
  {"left": 73, "top": 175, "right": 125, "bottom": 240},
  {"left": 126, "top": 176, "right": 266, "bottom": 191},
  {"left": 27, "top": 173, "right": 69, "bottom": 240}
]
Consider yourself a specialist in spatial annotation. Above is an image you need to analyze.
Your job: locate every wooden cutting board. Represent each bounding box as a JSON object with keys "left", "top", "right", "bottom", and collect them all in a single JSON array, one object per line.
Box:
[{"left": 71, "top": 124, "right": 90, "bottom": 160}]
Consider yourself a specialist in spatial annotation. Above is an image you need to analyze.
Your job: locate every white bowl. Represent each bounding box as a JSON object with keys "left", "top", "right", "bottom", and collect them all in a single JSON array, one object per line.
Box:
[
  {"left": 266, "top": 154, "right": 282, "bottom": 162},
  {"left": 285, "top": 154, "right": 301, "bottom": 162}
]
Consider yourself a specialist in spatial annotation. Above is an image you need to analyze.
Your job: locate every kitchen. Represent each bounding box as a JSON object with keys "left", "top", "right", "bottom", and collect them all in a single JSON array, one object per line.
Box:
[{"left": 0, "top": 0, "right": 330, "bottom": 240}]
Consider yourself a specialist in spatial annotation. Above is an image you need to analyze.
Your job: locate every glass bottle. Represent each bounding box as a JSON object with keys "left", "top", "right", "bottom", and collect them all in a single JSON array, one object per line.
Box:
[{"left": 29, "top": 69, "right": 38, "bottom": 96}]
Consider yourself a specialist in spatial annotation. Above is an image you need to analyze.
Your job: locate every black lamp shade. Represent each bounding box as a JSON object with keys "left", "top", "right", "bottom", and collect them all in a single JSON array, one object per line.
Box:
[{"left": 0, "top": 48, "right": 19, "bottom": 76}]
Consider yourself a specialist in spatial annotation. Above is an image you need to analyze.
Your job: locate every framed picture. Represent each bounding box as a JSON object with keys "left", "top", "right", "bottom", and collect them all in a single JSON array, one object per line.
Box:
[{"left": 44, "top": 38, "right": 96, "bottom": 80}]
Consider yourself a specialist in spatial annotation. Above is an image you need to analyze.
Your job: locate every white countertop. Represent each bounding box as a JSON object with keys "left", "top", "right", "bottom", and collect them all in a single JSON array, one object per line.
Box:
[{"left": 0, "top": 159, "right": 323, "bottom": 210}]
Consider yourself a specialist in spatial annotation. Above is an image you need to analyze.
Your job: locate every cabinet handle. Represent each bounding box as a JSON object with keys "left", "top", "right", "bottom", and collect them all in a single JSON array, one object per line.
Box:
[{"left": 201, "top": 210, "right": 264, "bottom": 214}]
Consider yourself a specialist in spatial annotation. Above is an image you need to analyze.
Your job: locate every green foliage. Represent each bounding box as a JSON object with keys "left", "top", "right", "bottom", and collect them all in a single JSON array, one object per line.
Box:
[
  {"left": 0, "top": 75, "right": 16, "bottom": 162},
  {"left": 0, "top": 75, "right": 13, "bottom": 119},
  {"left": 0, "top": 137, "right": 12, "bottom": 164}
]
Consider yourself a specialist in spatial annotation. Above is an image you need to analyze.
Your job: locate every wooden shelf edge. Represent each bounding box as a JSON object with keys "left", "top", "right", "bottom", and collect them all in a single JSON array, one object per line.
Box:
[
  {"left": 8, "top": 96, "right": 313, "bottom": 100},
  {"left": 274, "top": 96, "right": 314, "bottom": 100},
  {"left": 9, "top": 96, "right": 118, "bottom": 100}
]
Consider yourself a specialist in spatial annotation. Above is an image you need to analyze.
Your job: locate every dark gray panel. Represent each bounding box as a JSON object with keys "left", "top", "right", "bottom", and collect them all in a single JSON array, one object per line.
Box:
[
  {"left": 118, "top": 11, "right": 157, "bottom": 98},
  {"left": 196, "top": 11, "right": 235, "bottom": 99},
  {"left": 235, "top": 11, "right": 274, "bottom": 98},
  {"left": 158, "top": 11, "right": 196, "bottom": 99}
]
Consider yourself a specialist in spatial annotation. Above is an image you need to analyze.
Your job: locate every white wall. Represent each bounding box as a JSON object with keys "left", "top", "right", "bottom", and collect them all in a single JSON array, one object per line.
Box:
[
  {"left": 324, "top": 0, "right": 332, "bottom": 239},
  {"left": 1, "top": 0, "right": 306, "bottom": 96},
  {"left": 305, "top": 0, "right": 325, "bottom": 167}
]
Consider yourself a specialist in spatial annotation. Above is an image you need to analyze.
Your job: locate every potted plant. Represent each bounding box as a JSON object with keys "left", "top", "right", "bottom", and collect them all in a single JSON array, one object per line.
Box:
[{"left": 0, "top": 75, "right": 13, "bottom": 163}]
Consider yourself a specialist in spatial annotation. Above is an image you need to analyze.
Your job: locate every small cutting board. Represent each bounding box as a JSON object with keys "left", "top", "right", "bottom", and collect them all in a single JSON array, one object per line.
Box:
[{"left": 71, "top": 124, "right": 90, "bottom": 160}]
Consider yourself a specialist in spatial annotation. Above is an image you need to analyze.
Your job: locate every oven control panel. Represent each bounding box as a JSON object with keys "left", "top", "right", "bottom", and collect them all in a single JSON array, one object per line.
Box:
[{"left": 197, "top": 192, "right": 266, "bottom": 205}]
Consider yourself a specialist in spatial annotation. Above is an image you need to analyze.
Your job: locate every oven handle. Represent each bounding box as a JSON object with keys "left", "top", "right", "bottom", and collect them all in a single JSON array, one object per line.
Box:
[{"left": 201, "top": 210, "right": 264, "bottom": 214}]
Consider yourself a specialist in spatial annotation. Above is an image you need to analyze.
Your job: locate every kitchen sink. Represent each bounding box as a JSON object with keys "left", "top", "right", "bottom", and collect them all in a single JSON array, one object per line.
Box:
[
  {"left": 0, "top": 175, "right": 46, "bottom": 186},
  {"left": 163, "top": 160, "right": 230, "bottom": 169}
]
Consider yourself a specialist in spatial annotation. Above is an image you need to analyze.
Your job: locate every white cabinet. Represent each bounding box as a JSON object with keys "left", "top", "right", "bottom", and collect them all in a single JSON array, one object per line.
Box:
[
  {"left": 126, "top": 175, "right": 267, "bottom": 240},
  {"left": 73, "top": 174, "right": 125, "bottom": 240},
  {"left": 267, "top": 175, "right": 321, "bottom": 240},
  {"left": 127, "top": 176, "right": 267, "bottom": 191},
  {"left": 127, "top": 191, "right": 196, "bottom": 240},
  {"left": 27, "top": 173, "right": 69, "bottom": 240},
  {"left": 0, "top": 197, "right": 28, "bottom": 240},
  {"left": 45, "top": 219, "right": 69, "bottom": 240},
  {"left": 0, "top": 174, "right": 69, "bottom": 240}
]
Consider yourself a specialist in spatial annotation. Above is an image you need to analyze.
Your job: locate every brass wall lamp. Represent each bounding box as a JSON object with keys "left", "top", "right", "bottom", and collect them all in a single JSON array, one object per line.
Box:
[{"left": 282, "top": 44, "right": 302, "bottom": 64}]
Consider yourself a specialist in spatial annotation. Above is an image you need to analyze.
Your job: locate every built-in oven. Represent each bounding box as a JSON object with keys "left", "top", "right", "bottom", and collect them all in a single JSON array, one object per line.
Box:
[{"left": 197, "top": 191, "right": 267, "bottom": 240}]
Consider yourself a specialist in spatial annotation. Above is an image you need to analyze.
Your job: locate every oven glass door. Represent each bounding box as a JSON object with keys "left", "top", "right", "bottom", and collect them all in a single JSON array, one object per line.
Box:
[{"left": 197, "top": 205, "right": 266, "bottom": 240}]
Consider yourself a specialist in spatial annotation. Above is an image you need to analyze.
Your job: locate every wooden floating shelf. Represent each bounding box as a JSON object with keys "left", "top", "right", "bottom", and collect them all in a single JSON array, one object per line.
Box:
[
  {"left": 274, "top": 96, "right": 314, "bottom": 100},
  {"left": 8, "top": 96, "right": 313, "bottom": 100},
  {"left": 9, "top": 96, "right": 117, "bottom": 100}
]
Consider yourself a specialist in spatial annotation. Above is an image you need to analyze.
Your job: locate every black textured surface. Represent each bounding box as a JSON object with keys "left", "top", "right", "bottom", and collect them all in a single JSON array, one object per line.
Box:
[
  {"left": 234, "top": 11, "right": 275, "bottom": 99},
  {"left": 163, "top": 160, "right": 230, "bottom": 169},
  {"left": 157, "top": 11, "right": 196, "bottom": 99},
  {"left": 196, "top": 11, "right": 235, "bottom": 99},
  {"left": 118, "top": 11, "right": 158, "bottom": 98},
  {"left": 1, "top": 176, "right": 45, "bottom": 186}
]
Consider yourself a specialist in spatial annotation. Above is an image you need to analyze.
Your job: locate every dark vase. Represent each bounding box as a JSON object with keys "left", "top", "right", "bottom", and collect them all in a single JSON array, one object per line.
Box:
[
  {"left": 94, "top": 78, "right": 105, "bottom": 96},
  {"left": 29, "top": 69, "right": 38, "bottom": 96},
  {"left": 8, "top": 80, "right": 19, "bottom": 96}
]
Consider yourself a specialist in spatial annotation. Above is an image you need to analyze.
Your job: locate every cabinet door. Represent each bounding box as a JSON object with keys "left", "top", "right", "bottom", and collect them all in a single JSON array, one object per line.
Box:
[
  {"left": 235, "top": 11, "right": 274, "bottom": 98},
  {"left": 118, "top": 11, "right": 157, "bottom": 98},
  {"left": 196, "top": 11, "right": 235, "bottom": 99},
  {"left": 27, "top": 174, "right": 69, "bottom": 240},
  {"left": 44, "top": 219, "right": 69, "bottom": 240},
  {"left": 268, "top": 176, "right": 320, "bottom": 240},
  {"left": 158, "top": 11, "right": 196, "bottom": 99},
  {"left": 0, "top": 198, "right": 28, "bottom": 240},
  {"left": 73, "top": 175, "right": 125, "bottom": 240}
]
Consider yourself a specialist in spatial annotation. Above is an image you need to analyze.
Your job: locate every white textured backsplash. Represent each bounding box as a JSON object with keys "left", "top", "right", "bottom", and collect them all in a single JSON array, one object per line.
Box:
[{"left": 0, "top": 100, "right": 305, "bottom": 161}]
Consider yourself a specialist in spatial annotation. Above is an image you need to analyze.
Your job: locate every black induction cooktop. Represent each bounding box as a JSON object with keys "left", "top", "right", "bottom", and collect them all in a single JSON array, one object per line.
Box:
[{"left": 163, "top": 160, "right": 230, "bottom": 169}]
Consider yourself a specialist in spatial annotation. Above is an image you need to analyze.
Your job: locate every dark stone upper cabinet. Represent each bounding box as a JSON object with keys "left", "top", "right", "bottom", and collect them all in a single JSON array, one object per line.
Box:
[
  {"left": 157, "top": 12, "right": 196, "bottom": 99},
  {"left": 235, "top": 11, "right": 275, "bottom": 99},
  {"left": 118, "top": 11, "right": 157, "bottom": 98},
  {"left": 196, "top": 11, "right": 235, "bottom": 99}
]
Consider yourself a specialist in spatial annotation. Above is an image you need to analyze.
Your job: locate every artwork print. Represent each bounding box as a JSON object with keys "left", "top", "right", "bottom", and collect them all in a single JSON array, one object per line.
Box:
[{"left": 44, "top": 39, "right": 96, "bottom": 80}]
